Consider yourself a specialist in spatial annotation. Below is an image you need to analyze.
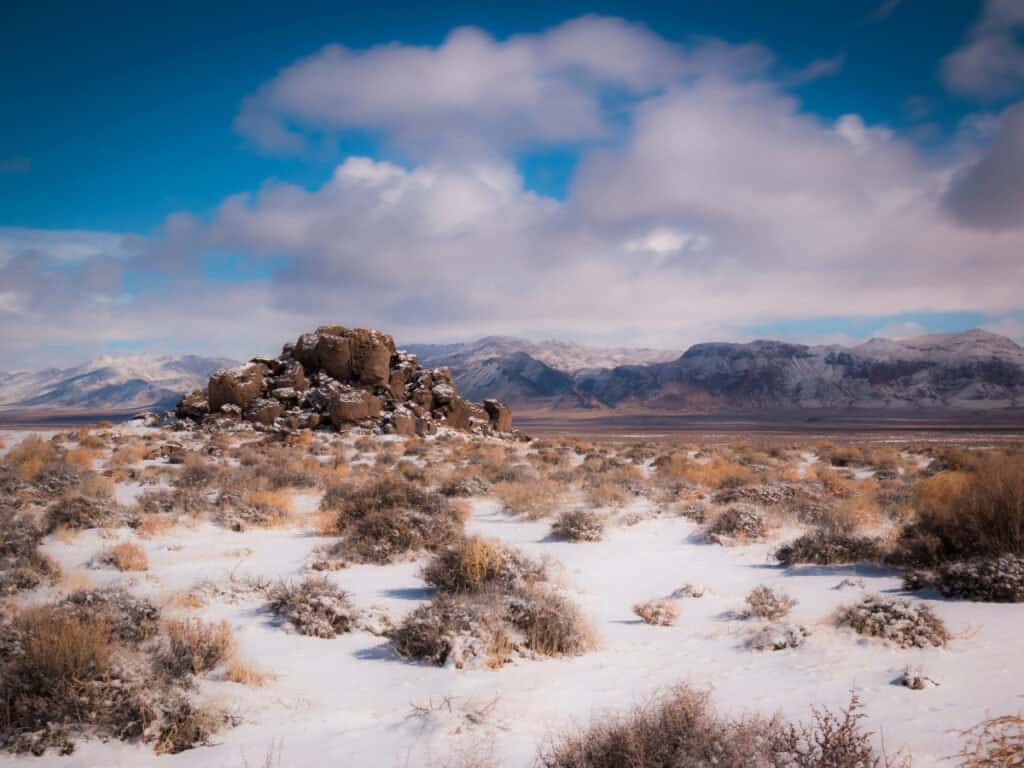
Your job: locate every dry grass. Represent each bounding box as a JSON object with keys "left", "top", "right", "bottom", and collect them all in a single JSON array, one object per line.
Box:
[
  {"left": 494, "top": 478, "right": 562, "bottom": 519},
  {"left": 66, "top": 446, "right": 99, "bottom": 470},
  {"left": 76, "top": 471, "right": 115, "bottom": 499},
  {"left": 423, "top": 536, "right": 545, "bottom": 594},
  {"left": 108, "top": 541, "right": 149, "bottom": 572},
  {"left": 744, "top": 585, "right": 796, "bottom": 622},
  {"left": 245, "top": 489, "right": 295, "bottom": 519},
  {"left": 537, "top": 686, "right": 903, "bottom": 768},
  {"left": 895, "top": 452, "right": 1024, "bottom": 565},
  {"left": 136, "top": 513, "right": 176, "bottom": 538},
  {"left": 162, "top": 618, "right": 235, "bottom": 677},
  {"left": 511, "top": 586, "right": 596, "bottom": 657},
  {"left": 108, "top": 441, "right": 147, "bottom": 468},
  {"left": 226, "top": 658, "right": 269, "bottom": 687},
  {"left": 632, "top": 599, "right": 679, "bottom": 626},
  {"left": 4, "top": 435, "right": 59, "bottom": 480},
  {"left": 682, "top": 457, "right": 757, "bottom": 489},
  {"left": 952, "top": 713, "right": 1024, "bottom": 767}
]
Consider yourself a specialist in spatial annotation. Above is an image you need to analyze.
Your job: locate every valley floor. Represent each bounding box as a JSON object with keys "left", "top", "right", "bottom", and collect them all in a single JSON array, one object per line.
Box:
[{"left": 2, "top": 424, "right": 1022, "bottom": 768}]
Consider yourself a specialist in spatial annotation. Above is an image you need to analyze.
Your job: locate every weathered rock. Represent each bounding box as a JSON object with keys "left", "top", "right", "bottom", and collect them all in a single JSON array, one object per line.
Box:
[
  {"left": 328, "top": 389, "right": 383, "bottom": 424},
  {"left": 484, "top": 399, "right": 512, "bottom": 432},
  {"left": 244, "top": 397, "right": 283, "bottom": 426},
  {"left": 208, "top": 364, "right": 265, "bottom": 411},
  {"left": 317, "top": 334, "right": 353, "bottom": 381},
  {"left": 180, "top": 324, "right": 513, "bottom": 437},
  {"left": 176, "top": 390, "right": 209, "bottom": 421}
]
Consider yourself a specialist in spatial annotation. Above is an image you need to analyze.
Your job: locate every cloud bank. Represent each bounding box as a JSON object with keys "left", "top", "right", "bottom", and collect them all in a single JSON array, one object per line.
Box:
[{"left": 4, "top": 11, "right": 1024, "bottom": 367}]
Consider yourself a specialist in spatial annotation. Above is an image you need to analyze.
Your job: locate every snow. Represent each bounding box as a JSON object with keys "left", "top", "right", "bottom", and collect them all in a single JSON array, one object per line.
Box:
[{"left": 8, "top": 477, "right": 1024, "bottom": 768}]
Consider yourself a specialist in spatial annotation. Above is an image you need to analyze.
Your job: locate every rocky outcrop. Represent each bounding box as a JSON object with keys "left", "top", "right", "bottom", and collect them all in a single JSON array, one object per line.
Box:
[{"left": 176, "top": 325, "right": 514, "bottom": 437}]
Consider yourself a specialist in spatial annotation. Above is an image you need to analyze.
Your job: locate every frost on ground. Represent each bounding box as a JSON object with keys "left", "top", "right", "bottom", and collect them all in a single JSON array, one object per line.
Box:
[{"left": 0, "top": 425, "right": 1022, "bottom": 766}]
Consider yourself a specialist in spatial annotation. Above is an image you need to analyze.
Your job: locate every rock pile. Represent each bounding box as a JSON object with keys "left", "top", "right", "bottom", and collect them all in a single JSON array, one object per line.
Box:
[{"left": 176, "top": 326, "right": 513, "bottom": 437}]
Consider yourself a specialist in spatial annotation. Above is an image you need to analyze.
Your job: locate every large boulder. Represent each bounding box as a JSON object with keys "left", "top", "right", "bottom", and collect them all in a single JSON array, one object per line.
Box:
[
  {"left": 317, "top": 334, "right": 353, "bottom": 381},
  {"left": 328, "top": 389, "right": 383, "bottom": 425},
  {"left": 348, "top": 328, "right": 394, "bottom": 385},
  {"left": 208, "top": 364, "right": 266, "bottom": 411},
  {"left": 244, "top": 398, "right": 283, "bottom": 426},
  {"left": 484, "top": 399, "right": 512, "bottom": 433}
]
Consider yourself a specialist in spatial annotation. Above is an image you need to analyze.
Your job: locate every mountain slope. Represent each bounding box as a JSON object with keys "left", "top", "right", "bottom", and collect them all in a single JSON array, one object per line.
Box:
[
  {"left": 0, "top": 354, "right": 238, "bottom": 412},
  {"left": 574, "top": 330, "right": 1024, "bottom": 411}
]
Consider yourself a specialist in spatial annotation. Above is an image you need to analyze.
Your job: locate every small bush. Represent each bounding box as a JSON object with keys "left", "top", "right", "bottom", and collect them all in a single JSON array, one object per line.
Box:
[
  {"left": 748, "top": 623, "right": 809, "bottom": 651},
  {"left": 392, "top": 592, "right": 508, "bottom": 668},
  {"left": 4, "top": 435, "right": 60, "bottom": 480},
  {"left": 323, "top": 475, "right": 463, "bottom": 563},
  {"left": 0, "top": 506, "right": 59, "bottom": 595},
  {"left": 774, "top": 528, "right": 884, "bottom": 567},
  {"left": 507, "top": 587, "right": 594, "bottom": 657},
  {"left": 952, "top": 713, "right": 1024, "bottom": 767},
  {"left": 536, "top": 686, "right": 899, "bottom": 768},
  {"left": 836, "top": 595, "right": 950, "bottom": 648},
  {"left": 161, "top": 618, "right": 235, "bottom": 677},
  {"left": 704, "top": 505, "right": 765, "bottom": 544},
  {"left": 493, "top": 478, "right": 562, "bottom": 519},
  {"left": 894, "top": 452, "right": 1024, "bottom": 566},
  {"left": 633, "top": 599, "right": 678, "bottom": 626},
  {"left": 106, "top": 541, "right": 149, "bottom": 572},
  {"left": 58, "top": 588, "right": 161, "bottom": 645},
  {"left": 551, "top": 509, "right": 605, "bottom": 542},
  {"left": 935, "top": 555, "right": 1024, "bottom": 603},
  {"left": 45, "top": 495, "right": 127, "bottom": 532},
  {"left": 744, "top": 585, "right": 796, "bottom": 622},
  {"left": 268, "top": 577, "right": 358, "bottom": 638},
  {"left": 423, "top": 536, "right": 544, "bottom": 594}
]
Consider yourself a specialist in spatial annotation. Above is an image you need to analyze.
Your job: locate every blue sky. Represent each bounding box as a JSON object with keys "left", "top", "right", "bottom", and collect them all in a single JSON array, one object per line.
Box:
[{"left": 2, "top": 0, "right": 1023, "bottom": 366}]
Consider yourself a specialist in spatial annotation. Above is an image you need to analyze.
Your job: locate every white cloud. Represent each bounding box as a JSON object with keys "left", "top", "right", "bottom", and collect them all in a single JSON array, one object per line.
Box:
[
  {"left": 943, "top": 0, "right": 1024, "bottom": 100},
  {"left": 233, "top": 16, "right": 771, "bottom": 158},
  {"left": 5, "top": 17, "right": 1024, "bottom": 367}
]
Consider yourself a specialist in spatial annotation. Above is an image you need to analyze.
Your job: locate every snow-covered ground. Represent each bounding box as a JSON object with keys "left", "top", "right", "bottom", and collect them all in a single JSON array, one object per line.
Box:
[{"left": 3, "top": 426, "right": 1022, "bottom": 768}]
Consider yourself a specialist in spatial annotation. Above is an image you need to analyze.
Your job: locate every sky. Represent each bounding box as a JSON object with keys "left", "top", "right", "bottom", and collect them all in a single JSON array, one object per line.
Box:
[{"left": 2, "top": 0, "right": 1024, "bottom": 368}]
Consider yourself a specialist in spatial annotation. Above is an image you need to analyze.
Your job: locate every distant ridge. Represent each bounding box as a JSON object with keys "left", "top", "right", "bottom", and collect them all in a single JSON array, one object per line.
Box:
[
  {"left": 411, "top": 329, "right": 1024, "bottom": 412},
  {"left": 0, "top": 354, "right": 238, "bottom": 414}
]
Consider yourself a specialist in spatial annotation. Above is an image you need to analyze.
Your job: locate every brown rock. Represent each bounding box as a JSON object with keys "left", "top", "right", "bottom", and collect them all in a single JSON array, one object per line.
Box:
[
  {"left": 245, "top": 398, "right": 283, "bottom": 426},
  {"left": 443, "top": 396, "right": 473, "bottom": 430},
  {"left": 349, "top": 329, "right": 394, "bottom": 385},
  {"left": 328, "top": 389, "right": 383, "bottom": 425},
  {"left": 275, "top": 361, "right": 308, "bottom": 392},
  {"left": 392, "top": 409, "right": 416, "bottom": 436},
  {"left": 208, "top": 364, "right": 265, "bottom": 411},
  {"left": 176, "top": 390, "right": 209, "bottom": 421},
  {"left": 317, "top": 334, "right": 353, "bottom": 381},
  {"left": 484, "top": 399, "right": 512, "bottom": 432}
]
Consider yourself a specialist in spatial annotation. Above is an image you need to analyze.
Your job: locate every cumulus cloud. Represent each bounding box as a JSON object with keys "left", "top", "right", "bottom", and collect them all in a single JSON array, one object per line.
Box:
[
  {"left": 943, "top": 0, "right": 1024, "bottom": 100},
  {"left": 945, "top": 102, "right": 1024, "bottom": 230},
  {"left": 233, "top": 16, "right": 772, "bottom": 157},
  {"left": 5, "top": 16, "right": 1024, "bottom": 368}
]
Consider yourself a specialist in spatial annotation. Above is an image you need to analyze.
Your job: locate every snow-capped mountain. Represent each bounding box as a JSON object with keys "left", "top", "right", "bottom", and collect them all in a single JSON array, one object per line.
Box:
[
  {"left": 0, "top": 354, "right": 238, "bottom": 412},
  {"left": 415, "top": 329, "right": 1024, "bottom": 411}
]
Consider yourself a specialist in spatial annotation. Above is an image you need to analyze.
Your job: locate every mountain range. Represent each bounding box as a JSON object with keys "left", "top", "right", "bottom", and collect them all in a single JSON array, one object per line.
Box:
[
  {"left": 410, "top": 329, "right": 1024, "bottom": 413},
  {"left": 2, "top": 329, "right": 1022, "bottom": 420},
  {"left": 0, "top": 354, "right": 237, "bottom": 414}
]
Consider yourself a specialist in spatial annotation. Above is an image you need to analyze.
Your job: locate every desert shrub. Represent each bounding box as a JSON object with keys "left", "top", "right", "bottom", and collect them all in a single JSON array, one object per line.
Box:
[
  {"left": 0, "top": 506, "right": 59, "bottom": 595},
  {"left": 744, "top": 586, "right": 796, "bottom": 622},
  {"left": 494, "top": 477, "right": 562, "bottom": 519},
  {"left": 952, "top": 713, "right": 1024, "bottom": 767},
  {"left": 137, "top": 488, "right": 210, "bottom": 518},
  {"left": 226, "top": 658, "right": 269, "bottom": 687},
  {"left": 550, "top": 509, "right": 605, "bottom": 542},
  {"left": 0, "top": 604, "right": 221, "bottom": 756},
  {"left": 423, "top": 536, "right": 545, "bottom": 594},
  {"left": 150, "top": 697, "right": 223, "bottom": 755},
  {"left": 105, "top": 541, "right": 149, "bottom": 572},
  {"left": 4, "top": 435, "right": 60, "bottom": 480},
  {"left": 774, "top": 528, "right": 884, "bottom": 566},
  {"left": 683, "top": 457, "right": 757, "bottom": 490},
  {"left": 392, "top": 592, "right": 510, "bottom": 668},
  {"left": 268, "top": 577, "right": 358, "bottom": 638},
  {"left": 633, "top": 599, "right": 678, "bottom": 626},
  {"left": 507, "top": 587, "right": 594, "bottom": 657},
  {"left": 704, "top": 505, "right": 765, "bottom": 544},
  {"left": 748, "top": 623, "right": 809, "bottom": 651},
  {"left": 827, "top": 446, "right": 863, "bottom": 468},
  {"left": 894, "top": 452, "right": 1024, "bottom": 566},
  {"left": 173, "top": 453, "right": 219, "bottom": 489},
  {"left": 66, "top": 446, "right": 98, "bottom": 470},
  {"left": 934, "top": 555, "right": 1024, "bottom": 602},
  {"left": 652, "top": 451, "right": 690, "bottom": 481},
  {"left": 108, "top": 441, "right": 147, "bottom": 468},
  {"left": 322, "top": 475, "right": 463, "bottom": 563},
  {"left": 58, "top": 588, "right": 161, "bottom": 645},
  {"left": 45, "top": 495, "right": 128, "bottom": 532},
  {"left": 440, "top": 474, "right": 493, "bottom": 498},
  {"left": 75, "top": 470, "right": 115, "bottom": 499},
  {"left": 215, "top": 489, "right": 293, "bottom": 531},
  {"left": 835, "top": 595, "right": 950, "bottom": 648},
  {"left": 536, "top": 686, "right": 898, "bottom": 768},
  {"left": 161, "top": 618, "right": 235, "bottom": 677}
]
